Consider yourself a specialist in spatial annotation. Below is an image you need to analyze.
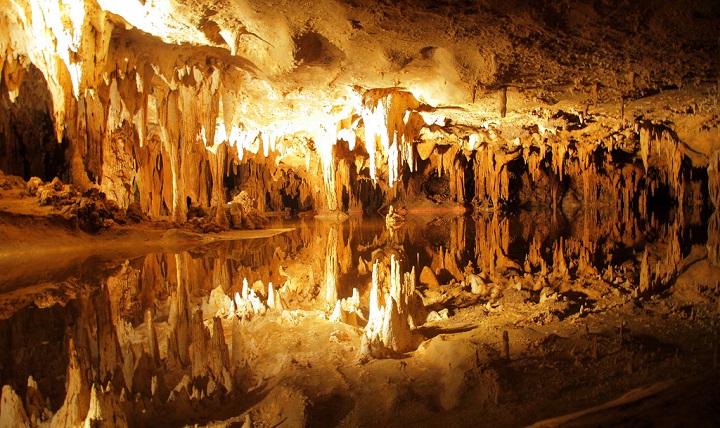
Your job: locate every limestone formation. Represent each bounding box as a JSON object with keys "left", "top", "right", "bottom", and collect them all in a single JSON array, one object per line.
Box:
[
  {"left": 360, "top": 255, "right": 425, "bottom": 360},
  {"left": 0, "top": 0, "right": 719, "bottom": 427},
  {"left": 0, "top": 385, "right": 30, "bottom": 428}
]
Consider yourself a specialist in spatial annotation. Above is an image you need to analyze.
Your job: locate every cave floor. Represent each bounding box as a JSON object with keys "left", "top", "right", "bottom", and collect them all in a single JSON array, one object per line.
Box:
[{"left": 0, "top": 208, "right": 719, "bottom": 427}]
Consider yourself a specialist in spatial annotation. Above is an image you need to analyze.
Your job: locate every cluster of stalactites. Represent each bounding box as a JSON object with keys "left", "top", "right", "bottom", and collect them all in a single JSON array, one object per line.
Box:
[
  {"left": 317, "top": 88, "right": 428, "bottom": 210},
  {"left": 637, "top": 120, "right": 685, "bottom": 198},
  {"left": 359, "top": 89, "right": 425, "bottom": 188},
  {"left": 0, "top": 0, "right": 95, "bottom": 143},
  {"left": 473, "top": 145, "right": 520, "bottom": 208}
]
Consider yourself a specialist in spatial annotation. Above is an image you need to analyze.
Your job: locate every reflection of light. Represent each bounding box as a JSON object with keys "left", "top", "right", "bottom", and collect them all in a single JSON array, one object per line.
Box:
[{"left": 96, "top": 0, "right": 207, "bottom": 45}]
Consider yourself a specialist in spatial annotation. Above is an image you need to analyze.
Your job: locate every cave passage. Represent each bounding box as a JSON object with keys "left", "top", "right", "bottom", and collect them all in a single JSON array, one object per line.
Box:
[{"left": 1, "top": 0, "right": 720, "bottom": 426}]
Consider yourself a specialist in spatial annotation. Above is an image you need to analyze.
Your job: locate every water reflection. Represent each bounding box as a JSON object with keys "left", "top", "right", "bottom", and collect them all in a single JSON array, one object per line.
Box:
[{"left": 0, "top": 205, "right": 709, "bottom": 426}]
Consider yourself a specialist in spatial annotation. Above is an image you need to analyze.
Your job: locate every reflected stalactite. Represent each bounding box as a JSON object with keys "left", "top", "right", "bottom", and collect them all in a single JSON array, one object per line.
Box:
[
  {"left": 0, "top": 203, "right": 713, "bottom": 425},
  {"left": 51, "top": 337, "right": 92, "bottom": 427},
  {"left": 169, "top": 253, "right": 192, "bottom": 368},
  {"left": 94, "top": 286, "right": 124, "bottom": 386},
  {"left": 709, "top": 211, "right": 720, "bottom": 266},
  {"left": 323, "top": 225, "right": 339, "bottom": 306},
  {"left": 474, "top": 213, "right": 516, "bottom": 277},
  {"left": 359, "top": 254, "right": 423, "bottom": 361},
  {"left": 0, "top": 1, "right": 718, "bottom": 425},
  {"left": 708, "top": 151, "right": 720, "bottom": 266}
]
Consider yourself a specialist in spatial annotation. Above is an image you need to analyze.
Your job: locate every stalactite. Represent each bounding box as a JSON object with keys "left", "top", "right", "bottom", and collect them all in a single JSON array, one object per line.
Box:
[
  {"left": 637, "top": 120, "right": 685, "bottom": 199},
  {"left": 360, "top": 89, "right": 423, "bottom": 187},
  {"left": 474, "top": 145, "right": 519, "bottom": 208}
]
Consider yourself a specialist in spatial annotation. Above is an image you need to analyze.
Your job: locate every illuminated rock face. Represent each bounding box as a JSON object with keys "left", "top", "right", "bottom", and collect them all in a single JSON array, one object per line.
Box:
[{"left": 0, "top": 0, "right": 718, "bottom": 221}]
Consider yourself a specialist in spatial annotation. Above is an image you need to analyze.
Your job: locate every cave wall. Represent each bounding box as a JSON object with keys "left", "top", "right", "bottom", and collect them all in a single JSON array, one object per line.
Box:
[{"left": 0, "top": 0, "right": 718, "bottom": 222}]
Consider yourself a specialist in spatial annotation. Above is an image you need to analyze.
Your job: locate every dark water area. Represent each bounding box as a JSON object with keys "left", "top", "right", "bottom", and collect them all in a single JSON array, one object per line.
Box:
[{"left": 0, "top": 206, "right": 712, "bottom": 424}]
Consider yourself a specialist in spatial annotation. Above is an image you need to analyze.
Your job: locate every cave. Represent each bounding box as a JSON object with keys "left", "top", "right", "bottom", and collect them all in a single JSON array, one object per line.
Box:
[{"left": 1, "top": 0, "right": 720, "bottom": 426}]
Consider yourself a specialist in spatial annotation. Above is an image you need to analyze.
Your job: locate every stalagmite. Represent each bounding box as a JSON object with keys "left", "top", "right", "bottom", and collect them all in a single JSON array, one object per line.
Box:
[
  {"left": 330, "top": 288, "right": 363, "bottom": 326},
  {"left": 330, "top": 301, "right": 346, "bottom": 323}
]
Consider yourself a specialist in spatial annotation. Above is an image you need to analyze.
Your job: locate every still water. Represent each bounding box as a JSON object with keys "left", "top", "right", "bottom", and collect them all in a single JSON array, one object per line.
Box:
[{"left": 0, "top": 207, "right": 707, "bottom": 425}]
